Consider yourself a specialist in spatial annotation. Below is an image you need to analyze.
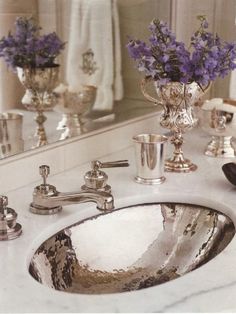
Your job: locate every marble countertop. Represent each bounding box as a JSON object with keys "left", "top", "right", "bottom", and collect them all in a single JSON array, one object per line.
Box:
[{"left": 1, "top": 127, "right": 236, "bottom": 313}]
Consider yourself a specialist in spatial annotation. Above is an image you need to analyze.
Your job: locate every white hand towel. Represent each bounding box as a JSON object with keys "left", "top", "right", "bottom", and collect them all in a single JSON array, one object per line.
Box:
[
  {"left": 112, "top": 0, "right": 124, "bottom": 101},
  {"left": 66, "top": 0, "right": 123, "bottom": 111}
]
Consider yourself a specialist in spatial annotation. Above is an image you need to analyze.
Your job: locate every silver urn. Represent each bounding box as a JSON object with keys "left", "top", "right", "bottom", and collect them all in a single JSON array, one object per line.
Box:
[
  {"left": 141, "top": 78, "right": 205, "bottom": 173},
  {"left": 17, "top": 65, "right": 60, "bottom": 147}
]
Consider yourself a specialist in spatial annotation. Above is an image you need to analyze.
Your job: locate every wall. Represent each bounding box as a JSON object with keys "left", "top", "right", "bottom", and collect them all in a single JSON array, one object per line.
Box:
[{"left": 118, "top": 0, "right": 172, "bottom": 101}]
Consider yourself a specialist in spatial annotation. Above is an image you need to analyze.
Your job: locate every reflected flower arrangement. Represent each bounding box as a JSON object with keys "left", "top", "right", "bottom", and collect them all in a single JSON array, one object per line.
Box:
[
  {"left": 0, "top": 16, "right": 65, "bottom": 71},
  {"left": 127, "top": 16, "right": 236, "bottom": 87}
]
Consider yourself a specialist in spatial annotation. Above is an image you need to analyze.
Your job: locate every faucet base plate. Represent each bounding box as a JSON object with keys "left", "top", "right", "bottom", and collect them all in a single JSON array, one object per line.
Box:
[
  {"left": 0, "top": 223, "right": 22, "bottom": 240},
  {"left": 29, "top": 203, "right": 62, "bottom": 215}
]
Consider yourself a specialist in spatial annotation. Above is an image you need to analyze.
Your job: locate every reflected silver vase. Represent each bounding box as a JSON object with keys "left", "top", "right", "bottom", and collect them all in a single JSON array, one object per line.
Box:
[
  {"left": 17, "top": 65, "right": 59, "bottom": 147},
  {"left": 196, "top": 98, "right": 236, "bottom": 157},
  {"left": 141, "top": 78, "right": 204, "bottom": 173},
  {"left": 54, "top": 85, "right": 97, "bottom": 140}
]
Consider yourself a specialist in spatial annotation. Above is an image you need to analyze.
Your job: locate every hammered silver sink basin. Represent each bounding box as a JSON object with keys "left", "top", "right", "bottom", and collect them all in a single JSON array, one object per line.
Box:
[{"left": 29, "top": 203, "right": 235, "bottom": 294}]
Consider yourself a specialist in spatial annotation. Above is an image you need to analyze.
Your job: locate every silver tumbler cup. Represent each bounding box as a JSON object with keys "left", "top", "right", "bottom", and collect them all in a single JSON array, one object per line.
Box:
[
  {"left": 133, "top": 133, "right": 168, "bottom": 184},
  {"left": 0, "top": 113, "right": 24, "bottom": 158}
]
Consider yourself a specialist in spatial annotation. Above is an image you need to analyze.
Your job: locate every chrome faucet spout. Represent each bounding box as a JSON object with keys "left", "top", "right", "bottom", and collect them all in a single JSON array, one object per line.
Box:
[
  {"left": 30, "top": 165, "right": 115, "bottom": 215},
  {"left": 30, "top": 188, "right": 114, "bottom": 215},
  {"left": 40, "top": 190, "right": 113, "bottom": 210}
]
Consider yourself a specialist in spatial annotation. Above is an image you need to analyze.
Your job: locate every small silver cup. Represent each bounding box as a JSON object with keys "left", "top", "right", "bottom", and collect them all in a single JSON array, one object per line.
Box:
[
  {"left": 0, "top": 113, "right": 24, "bottom": 158},
  {"left": 133, "top": 134, "right": 168, "bottom": 185}
]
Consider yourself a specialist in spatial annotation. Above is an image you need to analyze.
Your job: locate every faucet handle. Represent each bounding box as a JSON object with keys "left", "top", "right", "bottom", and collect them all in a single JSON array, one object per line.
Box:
[
  {"left": 91, "top": 160, "right": 129, "bottom": 170},
  {"left": 82, "top": 159, "right": 129, "bottom": 192},
  {"left": 39, "top": 165, "right": 50, "bottom": 185},
  {"left": 0, "top": 195, "right": 8, "bottom": 219},
  {"left": 0, "top": 195, "right": 22, "bottom": 241},
  {"left": 37, "top": 165, "right": 58, "bottom": 193},
  {"left": 0, "top": 195, "right": 8, "bottom": 210},
  {"left": 30, "top": 165, "right": 62, "bottom": 215}
]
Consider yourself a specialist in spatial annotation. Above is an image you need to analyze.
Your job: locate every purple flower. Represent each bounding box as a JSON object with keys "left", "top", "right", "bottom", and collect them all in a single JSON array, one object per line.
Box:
[
  {"left": 126, "top": 40, "right": 151, "bottom": 60},
  {"left": 127, "top": 18, "right": 193, "bottom": 85},
  {"left": 202, "top": 20, "right": 209, "bottom": 29},
  {"left": 189, "top": 16, "right": 236, "bottom": 85},
  {"left": 0, "top": 17, "right": 65, "bottom": 71},
  {"left": 162, "top": 54, "right": 169, "bottom": 62},
  {"left": 127, "top": 15, "right": 236, "bottom": 87}
]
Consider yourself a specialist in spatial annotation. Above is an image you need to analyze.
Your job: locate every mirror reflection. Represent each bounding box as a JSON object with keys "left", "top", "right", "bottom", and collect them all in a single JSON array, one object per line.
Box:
[{"left": 0, "top": 0, "right": 235, "bottom": 159}]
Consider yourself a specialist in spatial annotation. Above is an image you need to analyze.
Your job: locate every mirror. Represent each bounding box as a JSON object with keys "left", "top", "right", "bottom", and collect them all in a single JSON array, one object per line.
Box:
[{"left": 0, "top": 0, "right": 235, "bottom": 159}]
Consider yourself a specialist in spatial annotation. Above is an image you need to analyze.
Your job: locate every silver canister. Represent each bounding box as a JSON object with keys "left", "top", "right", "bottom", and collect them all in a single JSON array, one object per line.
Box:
[
  {"left": 0, "top": 113, "right": 24, "bottom": 158},
  {"left": 133, "top": 134, "right": 168, "bottom": 184}
]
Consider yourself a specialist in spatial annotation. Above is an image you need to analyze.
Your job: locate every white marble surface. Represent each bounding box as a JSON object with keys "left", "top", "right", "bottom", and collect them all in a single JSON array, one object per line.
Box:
[{"left": 1, "top": 126, "right": 236, "bottom": 313}]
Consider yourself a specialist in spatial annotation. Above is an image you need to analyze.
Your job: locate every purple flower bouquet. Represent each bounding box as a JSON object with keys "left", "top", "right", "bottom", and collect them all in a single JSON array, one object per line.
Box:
[
  {"left": 0, "top": 16, "right": 65, "bottom": 71},
  {"left": 127, "top": 15, "right": 236, "bottom": 88}
]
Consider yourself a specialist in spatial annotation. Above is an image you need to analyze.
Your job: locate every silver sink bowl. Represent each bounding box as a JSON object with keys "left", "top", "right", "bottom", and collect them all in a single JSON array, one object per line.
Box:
[{"left": 29, "top": 203, "right": 235, "bottom": 294}]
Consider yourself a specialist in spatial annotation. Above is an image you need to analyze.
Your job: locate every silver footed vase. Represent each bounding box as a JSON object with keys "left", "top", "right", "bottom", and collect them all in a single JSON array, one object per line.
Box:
[
  {"left": 17, "top": 65, "right": 59, "bottom": 147},
  {"left": 141, "top": 78, "right": 205, "bottom": 173},
  {"left": 54, "top": 85, "right": 97, "bottom": 140}
]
